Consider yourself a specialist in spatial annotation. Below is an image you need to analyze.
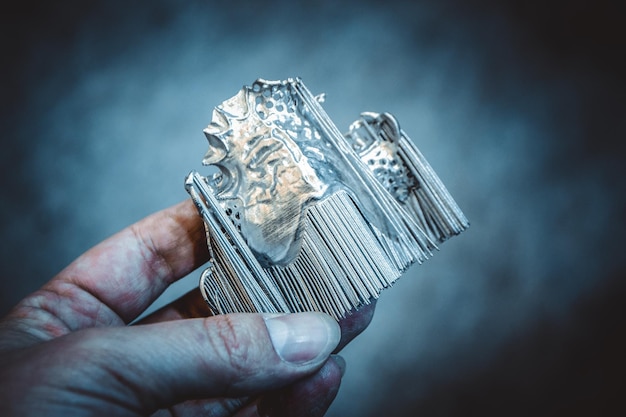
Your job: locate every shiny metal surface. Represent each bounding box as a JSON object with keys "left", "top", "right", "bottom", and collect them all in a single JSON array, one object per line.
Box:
[{"left": 186, "top": 78, "right": 468, "bottom": 319}]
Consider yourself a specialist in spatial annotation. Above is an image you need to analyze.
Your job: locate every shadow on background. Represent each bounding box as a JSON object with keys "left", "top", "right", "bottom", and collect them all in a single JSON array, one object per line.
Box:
[{"left": 1, "top": 0, "right": 625, "bottom": 415}]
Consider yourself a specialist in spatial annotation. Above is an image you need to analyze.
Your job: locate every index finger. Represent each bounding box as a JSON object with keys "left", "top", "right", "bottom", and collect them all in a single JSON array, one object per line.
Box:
[{"left": 50, "top": 199, "right": 209, "bottom": 324}]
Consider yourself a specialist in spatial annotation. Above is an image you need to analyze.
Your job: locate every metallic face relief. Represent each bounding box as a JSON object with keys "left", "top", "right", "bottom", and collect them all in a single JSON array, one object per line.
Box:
[
  {"left": 185, "top": 78, "right": 469, "bottom": 319},
  {"left": 202, "top": 85, "right": 327, "bottom": 265}
]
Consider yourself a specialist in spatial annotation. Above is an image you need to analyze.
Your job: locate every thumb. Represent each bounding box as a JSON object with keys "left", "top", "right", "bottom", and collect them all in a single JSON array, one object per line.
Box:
[{"left": 11, "top": 312, "right": 340, "bottom": 416}]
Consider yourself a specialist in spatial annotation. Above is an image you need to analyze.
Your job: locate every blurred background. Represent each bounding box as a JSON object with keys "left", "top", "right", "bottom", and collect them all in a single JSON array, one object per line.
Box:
[{"left": 1, "top": 0, "right": 625, "bottom": 415}]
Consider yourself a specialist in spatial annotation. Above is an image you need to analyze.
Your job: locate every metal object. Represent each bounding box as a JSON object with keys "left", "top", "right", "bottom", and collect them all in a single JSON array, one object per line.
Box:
[{"left": 185, "top": 78, "right": 468, "bottom": 319}]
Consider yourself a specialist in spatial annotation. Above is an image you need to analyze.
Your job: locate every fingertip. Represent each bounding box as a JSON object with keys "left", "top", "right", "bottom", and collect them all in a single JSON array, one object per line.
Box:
[
  {"left": 264, "top": 312, "right": 340, "bottom": 365},
  {"left": 331, "top": 354, "right": 346, "bottom": 377},
  {"left": 257, "top": 356, "right": 344, "bottom": 417},
  {"left": 336, "top": 300, "right": 377, "bottom": 352}
]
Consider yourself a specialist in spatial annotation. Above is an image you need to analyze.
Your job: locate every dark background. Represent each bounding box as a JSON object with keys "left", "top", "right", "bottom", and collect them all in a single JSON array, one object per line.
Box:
[{"left": 1, "top": 0, "right": 625, "bottom": 415}]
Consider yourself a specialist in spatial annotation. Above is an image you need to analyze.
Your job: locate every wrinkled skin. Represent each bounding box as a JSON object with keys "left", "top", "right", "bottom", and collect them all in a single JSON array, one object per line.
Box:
[{"left": 0, "top": 200, "right": 375, "bottom": 417}]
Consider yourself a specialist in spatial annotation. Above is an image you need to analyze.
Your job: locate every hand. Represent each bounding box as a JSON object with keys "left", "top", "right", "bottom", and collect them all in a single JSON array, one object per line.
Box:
[{"left": 0, "top": 200, "right": 375, "bottom": 416}]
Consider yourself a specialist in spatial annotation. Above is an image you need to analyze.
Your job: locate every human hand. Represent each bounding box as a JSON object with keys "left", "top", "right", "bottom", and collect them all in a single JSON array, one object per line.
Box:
[{"left": 0, "top": 200, "right": 375, "bottom": 416}]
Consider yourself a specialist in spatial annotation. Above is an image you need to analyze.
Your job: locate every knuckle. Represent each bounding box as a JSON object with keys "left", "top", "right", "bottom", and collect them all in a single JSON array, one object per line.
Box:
[{"left": 204, "top": 316, "right": 259, "bottom": 377}]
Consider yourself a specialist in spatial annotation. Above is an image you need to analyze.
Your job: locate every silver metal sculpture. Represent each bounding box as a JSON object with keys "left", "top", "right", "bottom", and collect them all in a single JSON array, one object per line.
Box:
[{"left": 185, "top": 78, "right": 468, "bottom": 319}]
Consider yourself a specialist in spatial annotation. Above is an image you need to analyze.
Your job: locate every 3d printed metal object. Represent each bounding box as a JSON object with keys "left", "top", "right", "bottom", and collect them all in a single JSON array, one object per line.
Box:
[{"left": 185, "top": 78, "right": 468, "bottom": 319}]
